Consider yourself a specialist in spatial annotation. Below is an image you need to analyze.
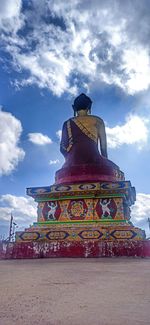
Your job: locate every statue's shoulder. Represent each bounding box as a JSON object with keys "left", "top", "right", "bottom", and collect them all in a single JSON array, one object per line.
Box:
[
  {"left": 65, "top": 116, "right": 104, "bottom": 125},
  {"left": 90, "top": 115, "right": 104, "bottom": 124},
  {"left": 63, "top": 118, "right": 72, "bottom": 125}
]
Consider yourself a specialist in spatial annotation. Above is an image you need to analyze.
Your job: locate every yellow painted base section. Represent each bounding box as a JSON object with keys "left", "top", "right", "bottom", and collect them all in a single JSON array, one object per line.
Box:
[{"left": 16, "top": 221, "right": 145, "bottom": 243}]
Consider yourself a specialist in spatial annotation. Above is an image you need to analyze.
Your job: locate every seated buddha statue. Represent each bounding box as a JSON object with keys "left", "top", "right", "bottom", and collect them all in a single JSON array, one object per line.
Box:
[{"left": 55, "top": 93, "right": 124, "bottom": 184}]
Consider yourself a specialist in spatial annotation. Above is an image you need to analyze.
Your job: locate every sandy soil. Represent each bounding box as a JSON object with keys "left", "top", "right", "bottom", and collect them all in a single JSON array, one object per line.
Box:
[{"left": 0, "top": 258, "right": 149, "bottom": 325}]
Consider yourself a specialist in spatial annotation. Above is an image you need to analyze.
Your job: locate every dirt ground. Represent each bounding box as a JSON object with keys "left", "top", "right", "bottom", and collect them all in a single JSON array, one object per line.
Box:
[{"left": 0, "top": 258, "right": 149, "bottom": 325}]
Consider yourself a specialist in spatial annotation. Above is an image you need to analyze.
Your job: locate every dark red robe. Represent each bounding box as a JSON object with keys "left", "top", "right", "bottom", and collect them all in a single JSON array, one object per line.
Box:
[{"left": 55, "top": 118, "right": 124, "bottom": 184}]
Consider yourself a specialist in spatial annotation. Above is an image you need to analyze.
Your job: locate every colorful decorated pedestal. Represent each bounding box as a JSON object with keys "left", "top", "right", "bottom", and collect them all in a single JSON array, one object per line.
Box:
[
  {"left": 15, "top": 180, "right": 145, "bottom": 244},
  {"left": 13, "top": 93, "right": 147, "bottom": 257}
]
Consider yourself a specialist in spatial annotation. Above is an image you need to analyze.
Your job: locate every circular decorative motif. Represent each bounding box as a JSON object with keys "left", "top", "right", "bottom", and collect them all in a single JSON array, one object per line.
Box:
[
  {"left": 71, "top": 202, "right": 83, "bottom": 216},
  {"left": 68, "top": 200, "right": 88, "bottom": 220}
]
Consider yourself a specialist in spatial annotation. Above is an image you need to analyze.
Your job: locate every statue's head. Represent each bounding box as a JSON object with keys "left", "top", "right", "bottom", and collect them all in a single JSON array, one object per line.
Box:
[{"left": 72, "top": 93, "right": 92, "bottom": 116}]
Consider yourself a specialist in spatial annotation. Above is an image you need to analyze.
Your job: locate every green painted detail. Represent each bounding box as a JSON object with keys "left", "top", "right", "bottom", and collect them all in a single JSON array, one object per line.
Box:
[
  {"left": 35, "top": 193, "right": 125, "bottom": 202},
  {"left": 34, "top": 219, "right": 127, "bottom": 226}
]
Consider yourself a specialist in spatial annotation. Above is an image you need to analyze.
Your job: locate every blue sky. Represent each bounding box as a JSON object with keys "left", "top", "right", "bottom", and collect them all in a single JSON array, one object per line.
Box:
[{"left": 0, "top": 0, "right": 150, "bottom": 238}]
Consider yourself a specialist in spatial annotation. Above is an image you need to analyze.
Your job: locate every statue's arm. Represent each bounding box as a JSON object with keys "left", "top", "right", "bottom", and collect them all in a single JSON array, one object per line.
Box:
[
  {"left": 60, "top": 122, "right": 66, "bottom": 157},
  {"left": 98, "top": 119, "right": 108, "bottom": 158},
  {"left": 60, "top": 122, "right": 68, "bottom": 157}
]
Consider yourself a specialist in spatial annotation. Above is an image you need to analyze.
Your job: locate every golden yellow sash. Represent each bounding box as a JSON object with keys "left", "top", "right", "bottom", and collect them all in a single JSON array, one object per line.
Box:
[{"left": 72, "top": 118, "right": 97, "bottom": 143}]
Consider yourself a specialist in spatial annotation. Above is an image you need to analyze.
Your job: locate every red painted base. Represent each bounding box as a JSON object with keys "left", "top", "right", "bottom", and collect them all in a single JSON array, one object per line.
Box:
[
  {"left": 55, "top": 164, "right": 124, "bottom": 184},
  {"left": 0, "top": 240, "right": 150, "bottom": 259}
]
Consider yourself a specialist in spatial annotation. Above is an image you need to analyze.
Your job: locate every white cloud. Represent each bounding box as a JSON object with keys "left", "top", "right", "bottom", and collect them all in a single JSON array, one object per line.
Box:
[
  {"left": 56, "top": 129, "right": 62, "bottom": 140},
  {"left": 106, "top": 114, "right": 149, "bottom": 149},
  {"left": 28, "top": 132, "right": 52, "bottom": 145},
  {"left": 131, "top": 193, "right": 150, "bottom": 237},
  {"left": 49, "top": 159, "right": 60, "bottom": 165},
  {"left": 0, "top": 0, "right": 23, "bottom": 32},
  {"left": 0, "top": 110, "right": 25, "bottom": 176},
  {"left": 0, "top": 194, "right": 37, "bottom": 237},
  {"left": 0, "top": 0, "right": 21, "bottom": 19},
  {"left": 122, "top": 47, "right": 150, "bottom": 94},
  {"left": 0, "top": 194, "right": 37, "bottom": 220},
  {"left": 1, "top": 1, "right": 150, "bottom": 95}
]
